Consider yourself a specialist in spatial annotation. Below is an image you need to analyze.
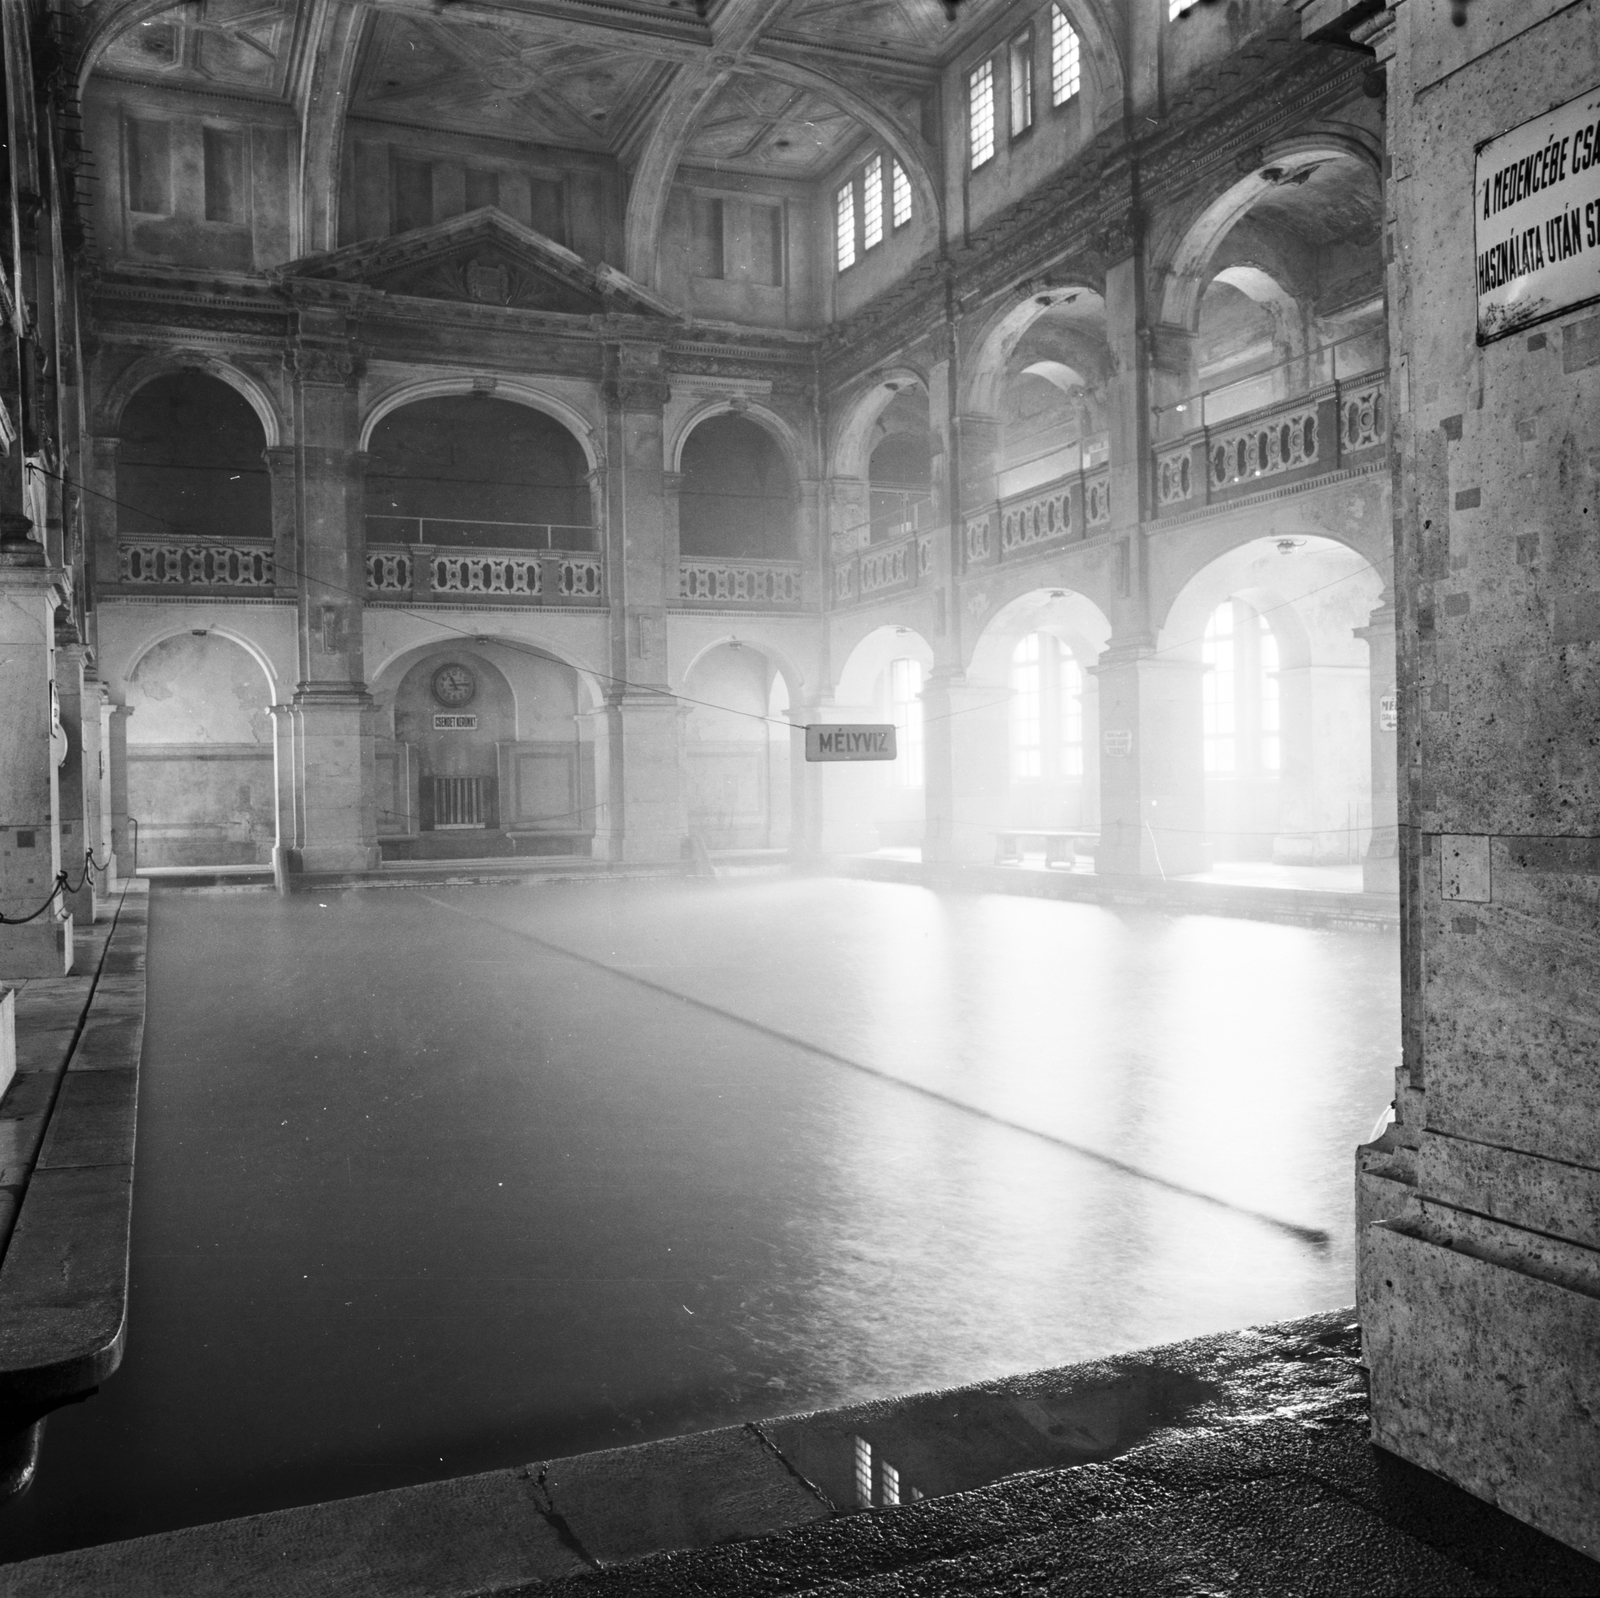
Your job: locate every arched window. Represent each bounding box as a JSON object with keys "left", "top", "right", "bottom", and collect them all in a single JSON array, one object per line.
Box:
[
  {"left": 1010, "top": 633, "right": 1084, "bottom": 780},
  {"left": 887, "top": 657, "right": 924, "bottom": 789},
  {"left": 1203, "top": 599, "right": 1280, "bottom": 776}
]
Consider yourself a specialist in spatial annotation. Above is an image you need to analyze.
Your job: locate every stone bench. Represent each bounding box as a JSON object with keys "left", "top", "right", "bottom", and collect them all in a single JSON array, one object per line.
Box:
[{"left": 994, "top": 829, "right": 1099, "bottom": 869}]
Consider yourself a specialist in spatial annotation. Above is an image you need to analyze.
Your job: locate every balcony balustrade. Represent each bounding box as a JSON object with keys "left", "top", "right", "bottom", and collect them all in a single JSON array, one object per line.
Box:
[
  {"left": 831, "top": 530, "right": 934, "bottom": 604},
  {"left": 117, "top": 540, "right": 275, "bottom": 590},
  {"left": 1152, "top": 370, "right": 1386, "bottom": 516},
  {"left": 678, "top": 558, "right": 805, "bottom": 609},
  {"left": 366, "top": 544, "right": 604, "bottom": 605},
  {"left": 963, "top": 461, "right": 1111, "bottom": 571},
  {"left": 364, "top": 515, "right": 597, "bottom": 552}
]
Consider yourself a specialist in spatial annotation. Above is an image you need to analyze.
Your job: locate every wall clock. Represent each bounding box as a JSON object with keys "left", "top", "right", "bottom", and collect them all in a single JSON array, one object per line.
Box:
[{"left": 431, "top": 662, "right": 477, "bottom": 709}]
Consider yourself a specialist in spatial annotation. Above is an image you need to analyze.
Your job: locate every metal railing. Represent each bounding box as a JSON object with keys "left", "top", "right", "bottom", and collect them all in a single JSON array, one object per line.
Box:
[
  {"left": 365, "top": 515, "right": 597, "bottom": 552},
  {"left": 1152, "top": 331, "right": 1386, "bottom": 443}
]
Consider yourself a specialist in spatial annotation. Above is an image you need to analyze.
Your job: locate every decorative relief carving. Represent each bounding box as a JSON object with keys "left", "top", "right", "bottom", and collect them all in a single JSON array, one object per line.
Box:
[
  {"left": 1002, "top": 483, "right": 1074, "bottom": 549},
  {"left": 1209, "top": 406, "right": 1319, "bottom": 491},
  {"left": 1157, "top": 449, "right": 1194, "bottom": 506},
  {"left": 1342, "top": 382, "right": 1385, "bottom": 451},
  {"left": 290, "top": 344, "right": 357, "bottom": 386},
  {"left": 964, "top": 513, "right": 992, "bottom": 562},
  {"left": 1084, "top": 468, "right": 1111, "bottom": 527}
]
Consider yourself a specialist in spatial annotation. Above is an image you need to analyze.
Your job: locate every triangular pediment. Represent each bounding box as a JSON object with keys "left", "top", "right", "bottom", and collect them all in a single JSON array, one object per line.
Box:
[{"left": 279, "top": 209, "right": 677, "bottom": 319}]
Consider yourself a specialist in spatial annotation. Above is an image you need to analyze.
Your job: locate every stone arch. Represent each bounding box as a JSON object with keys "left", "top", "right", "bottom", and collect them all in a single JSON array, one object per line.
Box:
[
  {"left": 1153, "top": 135, "right": 1383, "bottom": 334},
  {"left": 966, "top": 586, "right": 1112, "bottom": 688},
  {"left": 828, "top": 367, "right": 929, "bottom": 481},
  {"left": 99, "top": 353, "right": 284, "bottom": 448},
  {"left": 669, "top": 398, "right": 810, "bottom": 478},
  {"left": 832, "top": 622, "right": 936, "bottom": 708},
  {"left": 120, "top": 628, "right": 279, "bottom": 867},
  {"left": 960, "top": 281, "right": 1107, "bottom": 418},
  {"left": 678, "top": 633, "right": 806, "bottom": 709},
  {"left": 359, "top": 379, "right": 601, "bottom": 470},
  {"left": 119, "top": 620, "right": 282, "bottom": 705},
  {"left": 366, "top": 634, "right": 605, "bottom": 719}
]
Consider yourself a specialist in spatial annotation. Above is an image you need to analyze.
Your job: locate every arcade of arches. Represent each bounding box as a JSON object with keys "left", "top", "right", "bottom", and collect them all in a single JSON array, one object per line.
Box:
[{"left": 3, "top": 0, "right": 1597, "bottom": 1570}]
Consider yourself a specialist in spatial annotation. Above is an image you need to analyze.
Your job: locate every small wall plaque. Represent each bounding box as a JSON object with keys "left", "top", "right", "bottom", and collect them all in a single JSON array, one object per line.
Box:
[{"left": 433, "top": 714, "right": 478, "bottom": 731}]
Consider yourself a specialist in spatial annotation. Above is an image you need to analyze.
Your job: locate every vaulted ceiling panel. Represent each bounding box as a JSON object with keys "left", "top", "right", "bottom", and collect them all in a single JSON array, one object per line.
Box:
[
  {"left": 98, "top": 0, "right": 296, "bottom": 96},
  {"left": 773, "top": 0, "right": 1010, "bottom": 61},
  {"left": 350, "top": 13, "right": 671, "bottom": 153}
]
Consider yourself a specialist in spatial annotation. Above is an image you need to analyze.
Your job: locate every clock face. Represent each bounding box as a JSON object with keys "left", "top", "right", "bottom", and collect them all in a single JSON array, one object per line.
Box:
[{"left": 431, "top": 663, "right": 477, "bottom": 708}]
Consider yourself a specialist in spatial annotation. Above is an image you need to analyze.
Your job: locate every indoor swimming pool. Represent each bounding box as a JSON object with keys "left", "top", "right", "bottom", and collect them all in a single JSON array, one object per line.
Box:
[{"left": 0, "top": 876, "right": 1400, "bottom": 1560}]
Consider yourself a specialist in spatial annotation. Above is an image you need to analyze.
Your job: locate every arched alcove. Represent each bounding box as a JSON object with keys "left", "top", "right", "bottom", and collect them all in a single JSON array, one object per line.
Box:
[
  {"left": 681, "top": 641, "right": 790, "bottom": 850},
  {"left": 370, "top": 641, "right": 591, "bottom": 858},
  {"left": 366, "top": 398, "right": 593, "bottom": 551},
  {"left": 117, "top": 372, "right": 271, "bottom": 543},
  {"left": 123, "top": 632, "right": 275, "bottom": 865},
  {"left": 678, "top": 414, "right": 797, "bottom": 561},
  {"left": 867, "top": 388, "right": 933, "bottom": 543},
  {"left": 1157, "top": 536, "right": 1383, "bottom": 867}
]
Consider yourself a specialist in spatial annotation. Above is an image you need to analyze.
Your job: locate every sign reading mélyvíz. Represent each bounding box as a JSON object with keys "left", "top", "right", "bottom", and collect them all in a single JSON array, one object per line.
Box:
[
  {"left": 805, "top": 724, "right": 898, "bottom": 762},
  {"left": 1475, "top": 85, "right": 1600, "bottom": 340}
]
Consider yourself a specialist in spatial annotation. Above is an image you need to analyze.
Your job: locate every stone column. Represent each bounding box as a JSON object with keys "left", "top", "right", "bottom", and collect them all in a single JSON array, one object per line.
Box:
[
  {"left": 52, "top": 638, "right": 93, "bottom": 924},
  {"left": 599, "top": 343, "right": 684, "bottom": 864},
  {"left": 86, "top": 435, "right": 120, "bottom": 592},
  {"left": 265, "top": 444, "right": 298, "bottom": 600},
  {"left": 78, "top": 666, "right": 109, "bottom": 919},
  {"left": 103, "top": 701, "right": 132, "bottom": 882},
  {"left": 1092, "top": 640, "right": 1207, "bottom": 877},
  {"left": 1355, "top": 596, "right": 1398, "bottom": 893},
  {"left": 284, "top": 337, "right": 378, "bottom": 874},
  {"left": 956, "top": 412, "right": 1002, "bottom": 531},
  {"left": 796, "top": 476, "right": 824, "bottom": 609},
  {"left": 267, "top": 702, "right": 297, "bottom": 893},
  {"left": 661, "top": 470, "right": 683, "bottom": 604},
  {"left": 0, "top": 533, "right": 70, "bottom": 975},
  {"left": 786, "top": 699, "right": 825, "bottom": 860},
  {"left": 922, "top": 668, "right": 1010, "bottom": 865}
]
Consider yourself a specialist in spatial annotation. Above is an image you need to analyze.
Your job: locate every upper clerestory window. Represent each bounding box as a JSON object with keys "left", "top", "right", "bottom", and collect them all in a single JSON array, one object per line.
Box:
[
  {"left": 969, "top": 58, "right": 995, "bottom": 169},
  {"left": 891, "top": 159, "right": 912, "bottom": 229},
  {"left": 1009, "top": 29, "right": 1034, "bottom": 139},
  {"left": 836, "top": 179, "right": 857, "bottom": 272},
  {"left": 1051, "top": 7, "right": 1081, "bottom": 105},
  {"left": 1169, "top": 0, "right": 1201, "bottom": 16}
]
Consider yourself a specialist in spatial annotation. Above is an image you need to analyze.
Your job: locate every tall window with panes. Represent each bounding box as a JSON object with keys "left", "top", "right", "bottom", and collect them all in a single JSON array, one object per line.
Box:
[
  {"left": 1051, "top": 7, "right": 1081, "bottom": 105},
  {"left": 1202, "top": 600, "right": 1281, "bottom": 776},
  {"left": 1011, "top": 633, "right": 1085, "bottom": 780},
  {"left": 891, "top": 159, "right": 912, "bottom": 229},
  {"left": 969, "top": 59, "right": 995, "bottom": 169},
  {"left": 1009, "top": 30, "right": 1034, "bottom": 138},
  {"left": 835, "top": 179, "right": 856, "bottom": 271},
  {"left": 863, "top": 155, "right": 884, "bottom": 250}
]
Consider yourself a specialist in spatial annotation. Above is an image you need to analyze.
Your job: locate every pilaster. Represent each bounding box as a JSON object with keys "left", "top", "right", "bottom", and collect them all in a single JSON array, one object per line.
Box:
[
  {"left": 1091, "top": 640, "right": 1207, "bottom": 877},
  {"left": 922, "top": 668, "right": 1010, "bottom": 864},
  {"left": 1354, "top": 598, "right": 1398, "bottom": 893}
]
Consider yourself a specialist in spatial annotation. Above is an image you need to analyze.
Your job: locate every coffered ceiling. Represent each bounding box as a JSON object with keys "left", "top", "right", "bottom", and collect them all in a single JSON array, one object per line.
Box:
[{"left": 96, "top": 0, "right": 299, "bottom": 97}]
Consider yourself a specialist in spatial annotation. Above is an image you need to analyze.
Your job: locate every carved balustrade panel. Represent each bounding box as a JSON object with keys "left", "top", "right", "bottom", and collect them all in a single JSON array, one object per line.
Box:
[
  {"left": 1157, "top": 447, "right": 1195, "bottom": 506},
  {"left": 860, "top": 537, "right": 913, "bottom": 594},
  {"left": 432, "top": 552, "right": 543, "bottom": 597},
  {"left": 833, "top": 559, "right": 857, "bottom": 601},
  {"left": 1084, "top": 468, "right": 1111, "bottom": 527},
  {"left": 679, "top": 559, "right": 804, "bottom": 607},
  {"left": 1000, "top": 482, "right": 1074, "bottom": 552},
  {"left": 1342, "top": 381, "right": 1385, "bottom": 451},
  {"left": 558, "top": 556, "right": 604, "bottom": 600},
  {"left": 118, "top": 541, "right": 275, "bottom": 588},
  {"left": 917, "top": 534, "right": 933, "bottom": 576},
  {"left": 366, "top": 549, "right": 412, "bottom": 594},
  {"left": 964, "top": 513, "right": 992, "bottom": 563},
  {"left": 1209, "top": 404, "right": 1321, "bottom": 491}
]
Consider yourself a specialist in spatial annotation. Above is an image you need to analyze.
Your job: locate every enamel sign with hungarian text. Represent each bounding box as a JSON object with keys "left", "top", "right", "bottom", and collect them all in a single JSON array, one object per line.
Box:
[
  {"left": 1476, "top": 85, "right": 1600, "bottom": 341},
  {"left": 805, "top": 724, "right": 898, "bottom": 762}
]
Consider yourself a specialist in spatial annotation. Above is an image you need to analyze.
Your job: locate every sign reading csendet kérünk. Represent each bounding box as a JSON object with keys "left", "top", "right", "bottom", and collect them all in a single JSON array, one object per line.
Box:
[
  {"left": 1475, "top": 85, "right": 1600, "bottom": 341},
  {"left": 805, "top": 724, "right": 898, "bottom": 762}
]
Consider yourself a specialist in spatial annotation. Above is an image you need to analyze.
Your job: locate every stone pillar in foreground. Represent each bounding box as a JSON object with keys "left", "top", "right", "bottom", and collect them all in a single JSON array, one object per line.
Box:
[
  {"left": 0, "top": 533, "right": 70, "bottom": 974},
  {"left": 283, "top": 333, "right": 378, "bottom": 875},
  {"left": 52, "top": 638, "right": 93, "bottom": 925},
  {"left": 104, "top": 701, "right": 132, "bottom": 884},
  {"left": 1092, "top": 640, "right": 1206, "bottom": 877},
  {"left": 1354, "top": 595, "right": 1398, "bottom": 894},
  {"left": 1344, "top": 0, "right": 1600, "bottom": 1558}
]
